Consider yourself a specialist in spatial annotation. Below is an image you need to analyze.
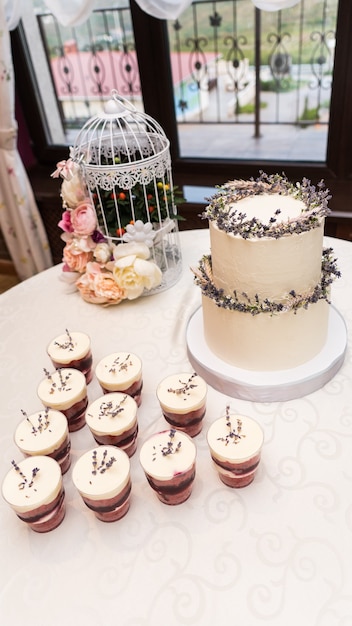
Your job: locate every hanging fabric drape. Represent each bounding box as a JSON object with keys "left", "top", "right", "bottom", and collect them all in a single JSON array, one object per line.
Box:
[
  {"left": 0, "top": 0, "right": 52, "bottom": 280},
  {"left": 35, "top": 1, "right": 301, "bottom": 25}
]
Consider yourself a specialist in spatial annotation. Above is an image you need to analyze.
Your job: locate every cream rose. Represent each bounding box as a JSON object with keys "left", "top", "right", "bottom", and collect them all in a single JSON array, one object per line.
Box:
[
  {"left": 112, "top": 253, "right": 162, "bottom": 300},
  {"left": 61, "top": 170, "right": 87, "bottom": 208},
  {"left": 93, "top": 242, "right": 112, "bottom": 265}
]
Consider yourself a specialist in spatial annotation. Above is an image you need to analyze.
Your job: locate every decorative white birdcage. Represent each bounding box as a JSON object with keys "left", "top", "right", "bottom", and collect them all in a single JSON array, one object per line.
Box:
[{"left": 71, "top": 90, "right": 183, "bottom": 294}]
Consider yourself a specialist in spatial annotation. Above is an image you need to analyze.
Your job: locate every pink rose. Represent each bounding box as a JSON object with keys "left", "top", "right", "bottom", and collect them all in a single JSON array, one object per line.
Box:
[
  {"left": 63, "top": 244, "right": 93, "bottom": 273},
  {"left": 71, "top": 202, "right": 97, "bottom": 236},
  {"left": 58, "top": 210, "right": 73, "bottom": 233}
]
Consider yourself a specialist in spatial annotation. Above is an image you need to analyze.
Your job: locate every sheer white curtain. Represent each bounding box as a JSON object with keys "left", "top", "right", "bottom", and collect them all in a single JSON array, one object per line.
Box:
[
  {"left": 38, "top": 1, "right": 301, "bottom": 24},
  {"left": 0, "top": 0, "right": 52, "bottom": 280}
]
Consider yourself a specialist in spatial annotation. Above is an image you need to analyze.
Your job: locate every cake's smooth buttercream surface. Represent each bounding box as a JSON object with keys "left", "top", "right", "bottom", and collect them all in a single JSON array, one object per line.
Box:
[
  {"left": 202, "top": 295, "right": 330, "bottom": 370},
  {"left": 2, "top": 455, "right": 62, "bottom": 513},
  {"left": 210, "top": 218, "right": 324, "bottom": 302},
  {"left": 194, "top": 174, "right": 339, "bottom": 372}
]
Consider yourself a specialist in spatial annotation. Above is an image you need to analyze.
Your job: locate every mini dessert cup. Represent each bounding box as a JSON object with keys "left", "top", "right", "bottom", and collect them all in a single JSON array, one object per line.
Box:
[
  {"left": 47, "top": 330, "right": 93, "bottom": 383},
  {"left": 72, "top": 446, "right": 131, "bottom": 522},
  {"left": 2, "top": 456, "right": 65, "bottom": 532},
  {"left": 86, "top": 392, "right": 138, "bottom": 457},
  {"left": 95, "top": 352, "right": 143, "bottom": 407},
  {"left": 14, "top": 408, "right": 71, "bottom": 474},
  {"left": 139, "top": 429, "right": 196, "bottom": 505},
  {"left": 156, "top": 372, "right": 207, "bottom": 437},
  {"left": 207, "top": 410, "right": 264, "bottom": 488},
  {"left": 37, "top": 368, "right": 88, "bottom": 432}
]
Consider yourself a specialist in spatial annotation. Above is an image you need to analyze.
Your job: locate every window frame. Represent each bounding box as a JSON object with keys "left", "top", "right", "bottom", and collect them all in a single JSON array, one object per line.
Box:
[{"left": 11, "top": 0, "right": 352, "bottom": 212}]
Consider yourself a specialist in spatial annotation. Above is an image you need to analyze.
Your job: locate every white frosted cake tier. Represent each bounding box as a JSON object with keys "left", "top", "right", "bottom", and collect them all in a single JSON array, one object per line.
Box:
[{"left": 186, "top": 305, "right": 347, "bottom": 402}]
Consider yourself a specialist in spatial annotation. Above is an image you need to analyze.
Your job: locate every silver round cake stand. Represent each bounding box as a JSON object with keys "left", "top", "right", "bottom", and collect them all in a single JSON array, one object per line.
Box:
[{"left": 186, "top": 306, "right": 347, "bottom": 402}]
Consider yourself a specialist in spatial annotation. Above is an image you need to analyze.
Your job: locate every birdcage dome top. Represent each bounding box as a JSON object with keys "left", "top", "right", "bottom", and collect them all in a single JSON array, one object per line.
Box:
[{"left": 71, "top": 90, "right": 170, "bottom": 172}]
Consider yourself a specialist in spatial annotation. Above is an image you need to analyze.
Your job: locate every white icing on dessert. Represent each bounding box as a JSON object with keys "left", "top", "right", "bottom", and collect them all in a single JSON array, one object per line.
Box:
[
  {"left": 72, "top": 446, "right": 130, "bottom": 501},
  {"left": 37, "top": 368, "right": 87, "bottom": 410},
  {"left": 47, "top": 331, "right": 90, "bottom": 363},
  {"left": 2, "top": 455, "right": 62, "bottom": 514},
  {"left": 139, "top": 429, "right": 196, "bottom": 481},
  {"left": 95, "top": 352, "right": 142, "bottom": 391},
  {"left": 156, "top": 373, "right": 207, "bottom": 413},
  {"left": 207, "top": 414, "right": 264, "bottom": 463},
  {"left": 86, "top": 393, "right": 137, "bottom": 436},
  {"left": 14, "top": 409, "right": 68, "bottom": 455}
]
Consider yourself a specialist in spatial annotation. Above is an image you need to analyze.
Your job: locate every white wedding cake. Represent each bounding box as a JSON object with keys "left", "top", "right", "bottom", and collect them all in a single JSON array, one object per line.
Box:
[{"left": 193, "top": 173, "right": 340, "bottom": 371}]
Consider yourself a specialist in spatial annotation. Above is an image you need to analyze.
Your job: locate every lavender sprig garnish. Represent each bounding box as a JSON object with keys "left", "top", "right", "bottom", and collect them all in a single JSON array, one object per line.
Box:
[
  {"left": 54, "top": 328, "right": 75, "bottom": 351},
  {"left": 91, "top": 449, "right": 117, "bottom": 475},
  {"left": 193, "top": 248, "right": 340, "bottom": 315},
  {"left": 11, "top": 460, "right": 40, "bottom": 490},
  {"left": 217, "top": 406, "right": 245, "bottom": 446},
  {"left": 167, "top": 373, "right": 198, "bottom": 398},
  {"left": 152, "top": 429, "right": 182, "bottom": 460},
  {"left": 201, "top": 172, "right": 331, "bottom": 239}
]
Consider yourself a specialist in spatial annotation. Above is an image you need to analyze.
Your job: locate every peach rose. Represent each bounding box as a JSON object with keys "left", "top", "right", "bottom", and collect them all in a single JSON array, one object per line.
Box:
[
  {"left": 71, "top": 202, "right": 97, "bottom": 237},
  {"left": 76, "top": 263, "right": 125, "bottom": 305},
  {"left": 63, "top": 244, "right": 93, "bottom": 273}
]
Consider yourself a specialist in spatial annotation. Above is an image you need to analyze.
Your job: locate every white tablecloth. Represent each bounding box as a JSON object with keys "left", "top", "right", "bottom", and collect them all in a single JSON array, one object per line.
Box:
[{"left": 0, "top": 230, "right": 351, "bottom": 626}]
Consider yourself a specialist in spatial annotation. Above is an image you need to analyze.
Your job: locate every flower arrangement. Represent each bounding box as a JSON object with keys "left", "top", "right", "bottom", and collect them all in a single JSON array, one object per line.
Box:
[{"left": 51, "top": 158, "right": 163, "bottom": 306}]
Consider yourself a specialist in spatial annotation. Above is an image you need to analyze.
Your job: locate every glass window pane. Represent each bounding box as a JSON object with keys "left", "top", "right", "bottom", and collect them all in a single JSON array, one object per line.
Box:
[
  {"left": 23, "top": 1, "right": 142, "bottom": 146},
  {"left": 167, "top": 0, "right": 338, "bottom": 162}
]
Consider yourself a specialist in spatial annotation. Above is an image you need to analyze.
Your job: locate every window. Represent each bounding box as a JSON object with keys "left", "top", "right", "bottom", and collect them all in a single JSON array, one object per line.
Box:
[{"left": 11, "top": 0, "right": 352, "bottom": 216}]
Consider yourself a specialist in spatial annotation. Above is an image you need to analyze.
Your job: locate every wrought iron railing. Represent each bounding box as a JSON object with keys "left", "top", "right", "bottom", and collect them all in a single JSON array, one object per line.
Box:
[{"left": 36, "top": 0, "right": 337, "bottom": 138}]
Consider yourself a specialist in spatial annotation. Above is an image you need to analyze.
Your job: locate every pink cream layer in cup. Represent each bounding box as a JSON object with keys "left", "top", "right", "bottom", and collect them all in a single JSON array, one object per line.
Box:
[
  {"left": 72, "top": 446, "right": 131, "bottom": 522},
  {"left": 207, "top": 413, "right": 264, "bottom": 488},
  {"left": 14, "top": 408, "right": 71, "bottom": 474},
  {"left": 47, "top": 330, "right": 93, "bottom": 384},
  {"left": 95, "top": 352, "right": 143, "bottom": 407},
  {"left": 156, "top": 373, "right": 207, "bottom": 437},
  {"left": 2, "top": 456, "right": 65, "bottom": 532},
  {"left": 139, "top": 429, "right": 196, "bottom": 505},
  {"left": 86, "top": 392, "right": 138, "bottom": 457},
  {"left": 37, "top": 368, "right": 88, "bottom": 432}
]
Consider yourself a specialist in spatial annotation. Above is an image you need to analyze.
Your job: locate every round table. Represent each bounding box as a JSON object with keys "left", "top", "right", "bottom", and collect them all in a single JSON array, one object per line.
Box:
[{"left": 0, "top": 230, "right": 351, "bottom": 626}]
